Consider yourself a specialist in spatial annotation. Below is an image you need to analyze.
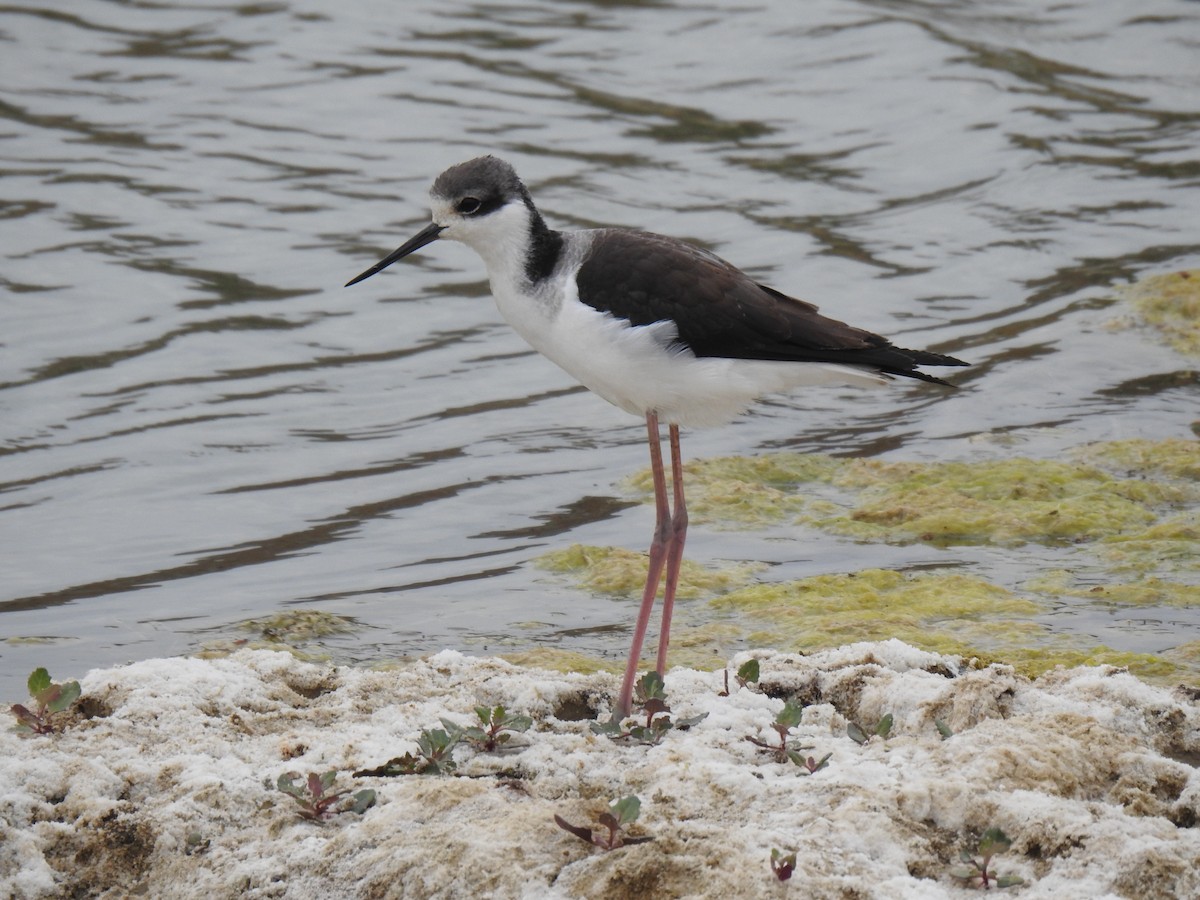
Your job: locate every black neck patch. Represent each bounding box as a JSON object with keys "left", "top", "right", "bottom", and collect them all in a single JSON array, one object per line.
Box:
[{"left": 522, "top": 193, "right": 563, "bottom": 284}]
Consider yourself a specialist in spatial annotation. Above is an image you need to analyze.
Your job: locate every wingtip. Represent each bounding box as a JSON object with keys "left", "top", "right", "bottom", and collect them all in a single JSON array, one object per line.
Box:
[{"left": 915, "top": 351, "right": 970, "bottom": 369}]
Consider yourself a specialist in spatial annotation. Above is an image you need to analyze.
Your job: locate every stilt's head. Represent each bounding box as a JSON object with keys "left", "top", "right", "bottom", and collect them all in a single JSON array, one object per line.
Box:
[{"left": 345, "top": 156, "right": 537, "bottom": 286}]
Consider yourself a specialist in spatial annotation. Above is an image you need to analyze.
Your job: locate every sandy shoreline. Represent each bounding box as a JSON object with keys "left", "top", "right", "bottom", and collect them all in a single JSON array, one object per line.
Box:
[{"left": 3, "top": 642, "right": 1199, "bottom": 898}]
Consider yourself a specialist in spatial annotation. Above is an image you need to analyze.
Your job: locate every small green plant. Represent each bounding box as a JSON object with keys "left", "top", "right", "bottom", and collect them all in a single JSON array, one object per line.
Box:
[
  {"left": 10, "top": 668, "right": 81, "bottom": 735},
  {"left": 593, "top": 672, "right": 706, "bottom": 745},
  {"left": 276, "top": 771, "right": 375, "bottom": 822},
  {"left": 847, "top": 712, "right": 893, "bottom": 745},
  {"left": 770, "top": 847, "right": 797, "bottom": 881},
  {"left": 950, "top": 828, "right": 1024, "bottom": 890},
  {"left": 184, "top": 830, "right": 210, "bottom": 856},
  {"left": 792, "top": 751, "right": 832, "bottom": 775},
  {"left": 719, "top": 658, "right": 761, "bottom": 696},
  {"left": 738, "top": 658, "right": 761, "bottom": 687},
  {"left": 355, "top": 727, "right": 461, "bottom": 776},
  {"left": 746, "top": 700, "right": 827, "bottom": 773},
  {"left": 442, "top": 705, "right": 532, "bottom": 752},
  {"left": 554, "top": 795, "right": 652, "bottom": 851}
]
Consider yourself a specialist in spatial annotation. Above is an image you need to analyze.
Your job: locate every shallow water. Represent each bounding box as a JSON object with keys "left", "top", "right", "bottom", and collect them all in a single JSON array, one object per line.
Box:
[{"left": 2, "top": 0, "right": 1198, "bottom": 697}]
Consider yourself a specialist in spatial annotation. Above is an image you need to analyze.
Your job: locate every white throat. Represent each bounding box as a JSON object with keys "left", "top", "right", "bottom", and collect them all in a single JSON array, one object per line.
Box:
[{"left": 437, "top": 199, "right": 538, "bottom": 295}]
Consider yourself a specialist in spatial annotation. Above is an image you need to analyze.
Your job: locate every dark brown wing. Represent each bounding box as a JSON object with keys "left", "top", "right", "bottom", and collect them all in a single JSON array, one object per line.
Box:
[{"left": 573, "top": 229, "right": 966, "bottom": 384}]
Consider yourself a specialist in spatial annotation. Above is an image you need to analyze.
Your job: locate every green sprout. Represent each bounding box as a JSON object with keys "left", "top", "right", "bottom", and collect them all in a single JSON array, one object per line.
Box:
[
  {"left": 593, "top": 672, "right": 706, "bottom": 745},
  {"left": 10, "top": 668, "right": 81, "bottom": 735},
  {"left": 847, "top": 713, "right": 893, "bottom": 745},
  {"left": 276, "top": 771, "right": 375, "bottom": 822},
  {"left": 950, "top": 828, "right": 1025, "bottom": 889},
  {"left": 442, "top": 705, "right": 532, "bottom": 752},
  {"left": 719, "top": 658, "right": 761, "bottom": 696},
  {"left": 747, "top": 700, "right": 828, "bottom": 773},
  {"left": 554, "top": 795, "right": 653, "bottom": 851},
  {"left": 771, "top": 847, "right": 797, "bottom": 881},
  {"left": 355, "top": 727, "right": 461, "bottom": 777}
]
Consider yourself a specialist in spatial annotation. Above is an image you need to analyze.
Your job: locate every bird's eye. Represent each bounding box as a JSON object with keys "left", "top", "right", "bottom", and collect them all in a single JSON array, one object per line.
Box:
[{"left": 456, "top": 196, "right": 482, "bottom": 215}]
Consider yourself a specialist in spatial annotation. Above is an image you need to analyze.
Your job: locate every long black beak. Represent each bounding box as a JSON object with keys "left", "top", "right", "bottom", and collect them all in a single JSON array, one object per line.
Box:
[{"left": 345, "top": 222, "right": 446, "bottom": 287}]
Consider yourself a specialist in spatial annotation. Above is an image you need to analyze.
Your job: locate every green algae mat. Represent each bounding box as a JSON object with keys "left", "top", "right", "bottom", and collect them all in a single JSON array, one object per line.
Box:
[
  {"left": 1123, "top": 269, "right": 1200, "bottom": 357},
  {"left": 532, "top": 438, "right": 1199, "bottom": 683}
]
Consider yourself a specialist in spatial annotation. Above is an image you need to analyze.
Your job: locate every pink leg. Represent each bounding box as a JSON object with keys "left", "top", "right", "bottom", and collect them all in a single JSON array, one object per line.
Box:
[
  {"left": 616, "top": 412, "right": 671, "bottom": 717},
  {"left": 655, "top": 423, "right": 687, "bottom": 675}
]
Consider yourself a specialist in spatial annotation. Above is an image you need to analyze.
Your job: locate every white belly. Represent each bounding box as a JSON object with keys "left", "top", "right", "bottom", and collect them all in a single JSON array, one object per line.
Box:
[{"left": 491, "top": 276, "right": 886, "bottom": 428}]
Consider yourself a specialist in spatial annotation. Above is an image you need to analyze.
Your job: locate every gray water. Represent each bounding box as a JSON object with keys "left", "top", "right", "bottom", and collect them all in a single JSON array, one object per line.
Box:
[{"left": 2, "top": 0, "right": 1198, "bottom": 699}]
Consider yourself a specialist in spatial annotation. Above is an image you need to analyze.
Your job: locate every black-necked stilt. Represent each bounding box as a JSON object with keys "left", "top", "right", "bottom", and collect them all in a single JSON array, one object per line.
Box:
[{"left": 347, "top": 155, "right": 967, "bottom": 717}]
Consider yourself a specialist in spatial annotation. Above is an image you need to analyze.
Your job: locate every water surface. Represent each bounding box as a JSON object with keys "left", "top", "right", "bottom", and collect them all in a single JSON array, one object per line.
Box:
[{"left": 2, "top": 0, "right": 1198, "bottom": 697}]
